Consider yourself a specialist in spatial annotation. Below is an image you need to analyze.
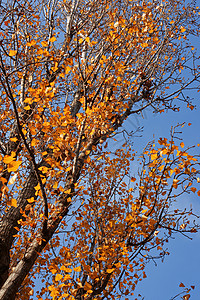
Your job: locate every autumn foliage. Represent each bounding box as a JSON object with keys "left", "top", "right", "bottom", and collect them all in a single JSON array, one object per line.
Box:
[{"left": 0, "top": 0, "right": 200, "bottom": 299}]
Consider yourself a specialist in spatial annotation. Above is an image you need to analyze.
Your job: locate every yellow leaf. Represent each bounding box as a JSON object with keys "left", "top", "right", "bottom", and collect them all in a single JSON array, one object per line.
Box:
[
  {"left": 42, "top": 151, "right": 48, "bottom": 156},
  {"left": 173, "top": 179, "right": 179, "bottom": 188},
  {"left": 38, "top": 166, "right": 49, "bottom": 173},
  {"left": 27, "top": 197, "right": 35, "bottom": 203},
  {"left": 60, "top": 265, "right": 72, "bottom": 272},
  {"left": 0, "top": 177, "right": 7, "bottom": 184},
  {"left": 59, "top": 72, "right": 65, "bottom": 78},
  {"left": 8, "top": 161, "right": 22, "bottom": 172},
  {"left": 41, "top": 41, "right": 48, "bottom": 47},
  {"left": 151, "top": 153, "right": 157, "bottom": 161},
  {"left": 10, "top": 137, "right": 18, "bottom": 142},
  {"left": 64, "top": 189, "right": 71, "bottom": 194},
  {"left": 24, "top": 97, "right": 33, "bottom": 104},
  {"left": 24, "top": 105, "right": 31, "bottom": 110},
  {"left": 27, "top": 40, "right": 36, "bottom": 47},
  {"left": 50, "top": 268, "right": 57, "bottom": 274},
  {"left": 64, "top": 274, "right": 71, "bottom": 281},
  {"left": 49, "top": 36, "right": 56, "bottom": 42},
  {"left": 49, "top": 286, "right": 59, "bottom": 298},
  {"left": 31, "top": 139, "right": 37, "bottom": 147},
  {"left": 65, "top": 268, "right": 72, "bottom": 272},
  {"left": 11, "top": 198, "right": 17, "bottom": 207},
  {"left": 107, "top": 268, "right": 115, "bottom": 273},
  {"left": 55, "top": 274, "right": 63, "bottom": 281},
  {"left": 3, "top": 153, "right": 15, "bottom": 164},
  {"left": 114, "top": 262, "right": 121, "bottom": 268},
  {"left": 180, "top": 26, "right": 186, "bottom": 33},
  {"left": 65, "top": 66, "right": 71, "bottom": 74},
  {"left": 85, "top": 37, "right": 90, "bottom": 43},
  {"left": 34, "top": 183, "right": 40, "bottom": 191},
  {"left": 9, "top": 50, "right": 17, "bottom": 56},
  {"left": 141, "top": 42, "right": 148, "bottom": 48},
  {"left": 53, "top": 182, "right": 58, "bottom": 189},
  {"left": 73, "top": 266, "right": 81, "bottom": 272}
]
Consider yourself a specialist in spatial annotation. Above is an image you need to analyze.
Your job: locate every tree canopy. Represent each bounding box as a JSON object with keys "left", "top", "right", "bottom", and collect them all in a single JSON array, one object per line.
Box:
[{"left": 0, "top": 0, "right": 200, "bottom": 299}]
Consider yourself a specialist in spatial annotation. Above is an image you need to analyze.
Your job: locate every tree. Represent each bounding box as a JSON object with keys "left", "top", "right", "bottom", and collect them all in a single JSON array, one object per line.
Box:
[{"left": 0, "top": 0, "right": 200, "bottom": 299}]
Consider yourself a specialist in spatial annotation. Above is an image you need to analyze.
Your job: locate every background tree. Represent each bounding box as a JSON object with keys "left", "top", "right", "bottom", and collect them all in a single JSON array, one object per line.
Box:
[{"left": 0, "top": 0, "right": 200, "bottom": 299}]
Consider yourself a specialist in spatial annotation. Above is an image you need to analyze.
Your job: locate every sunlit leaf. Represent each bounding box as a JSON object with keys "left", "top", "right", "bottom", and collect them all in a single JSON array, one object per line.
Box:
[
  {"left": 55, "top": 274, "right": 63, "bottom": 281},
  {"left": 11, "top": 198, "right": 17, "bottom": 207},
  {"left": 49, "top": 36, "right": 56, "bottom": 42},
  {"left": 73, "top": 266, "right": 81, "bottom": 272},
  {"left": 8, "top": 161, "right": 22, "bottom": 172},
  {"left": 9, "top": 50, "right": 17, "bottom": 56}
]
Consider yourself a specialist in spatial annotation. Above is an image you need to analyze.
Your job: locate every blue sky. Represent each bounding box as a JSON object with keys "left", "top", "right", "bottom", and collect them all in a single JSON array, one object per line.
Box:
[{"left": 122, "top": 99, "right": 200, "bottom": 299}]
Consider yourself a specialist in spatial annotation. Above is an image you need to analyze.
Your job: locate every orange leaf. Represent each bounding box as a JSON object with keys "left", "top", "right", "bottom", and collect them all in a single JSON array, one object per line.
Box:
[
  {"left": 50, "top": 268, "right": 57, "bottom": 274},
  {"left": 41, "top": 41, "right": 48, "bottom": 47},
  {"left": 10, "top": 137, "right": 18, "bottom": 142},
  {"left": 180, "top": 26, "right": 186, "bottom": 33},
  {"left": 85, "top": 37, "right": 90, "bottom": 43},
  {"left": 49, "top": 36, "right": 56, "bottom": 42},
  {"left": 27, "top": 197, "right": 35, "bottom": 203},
  {"left": 179, "top": 282, "right": 185, "bottom": 287},
  {"left": 14, "top": 226, "right": 20, "bottom": 231},
  {"left": 24, "top": 105, "right": 31, "bottom": 110},
  {"left": 0, "top": 177, "right": 7, "bottom": 184},
  {"left": 141, "top": 42, "right": 148, "bottom": 48},
  {"left": 84, "top": 282, "right": 92, "bottom": 291},
  {"left": 8, "top": 161, "right": 22, "bottom": 172},
  {"left": 73, "top": 266, "right": 81, "bottom": 272},
  {"left": 55, "top": 274, "right": 63, "bottom": 281},
  {"left": 107, "top": 268, "right": 115, "bottom": 273},
  {"left": 65, "top": 66, "right": 71, "bottom": 74},
  {"left": 151, "top": 153, "right": 157, "bottom": 161},
  {"left": 3, "top": 153, "right": 16, "bottom": 164},
  {"left": 9, "top": 50, "right": 17, "bottom": 56},
  {"left": 11, "top": 198, "right": 17, "bottom": 207},
  {"left": 27, "top": 40, "right": 36, "bottom": 47}
]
